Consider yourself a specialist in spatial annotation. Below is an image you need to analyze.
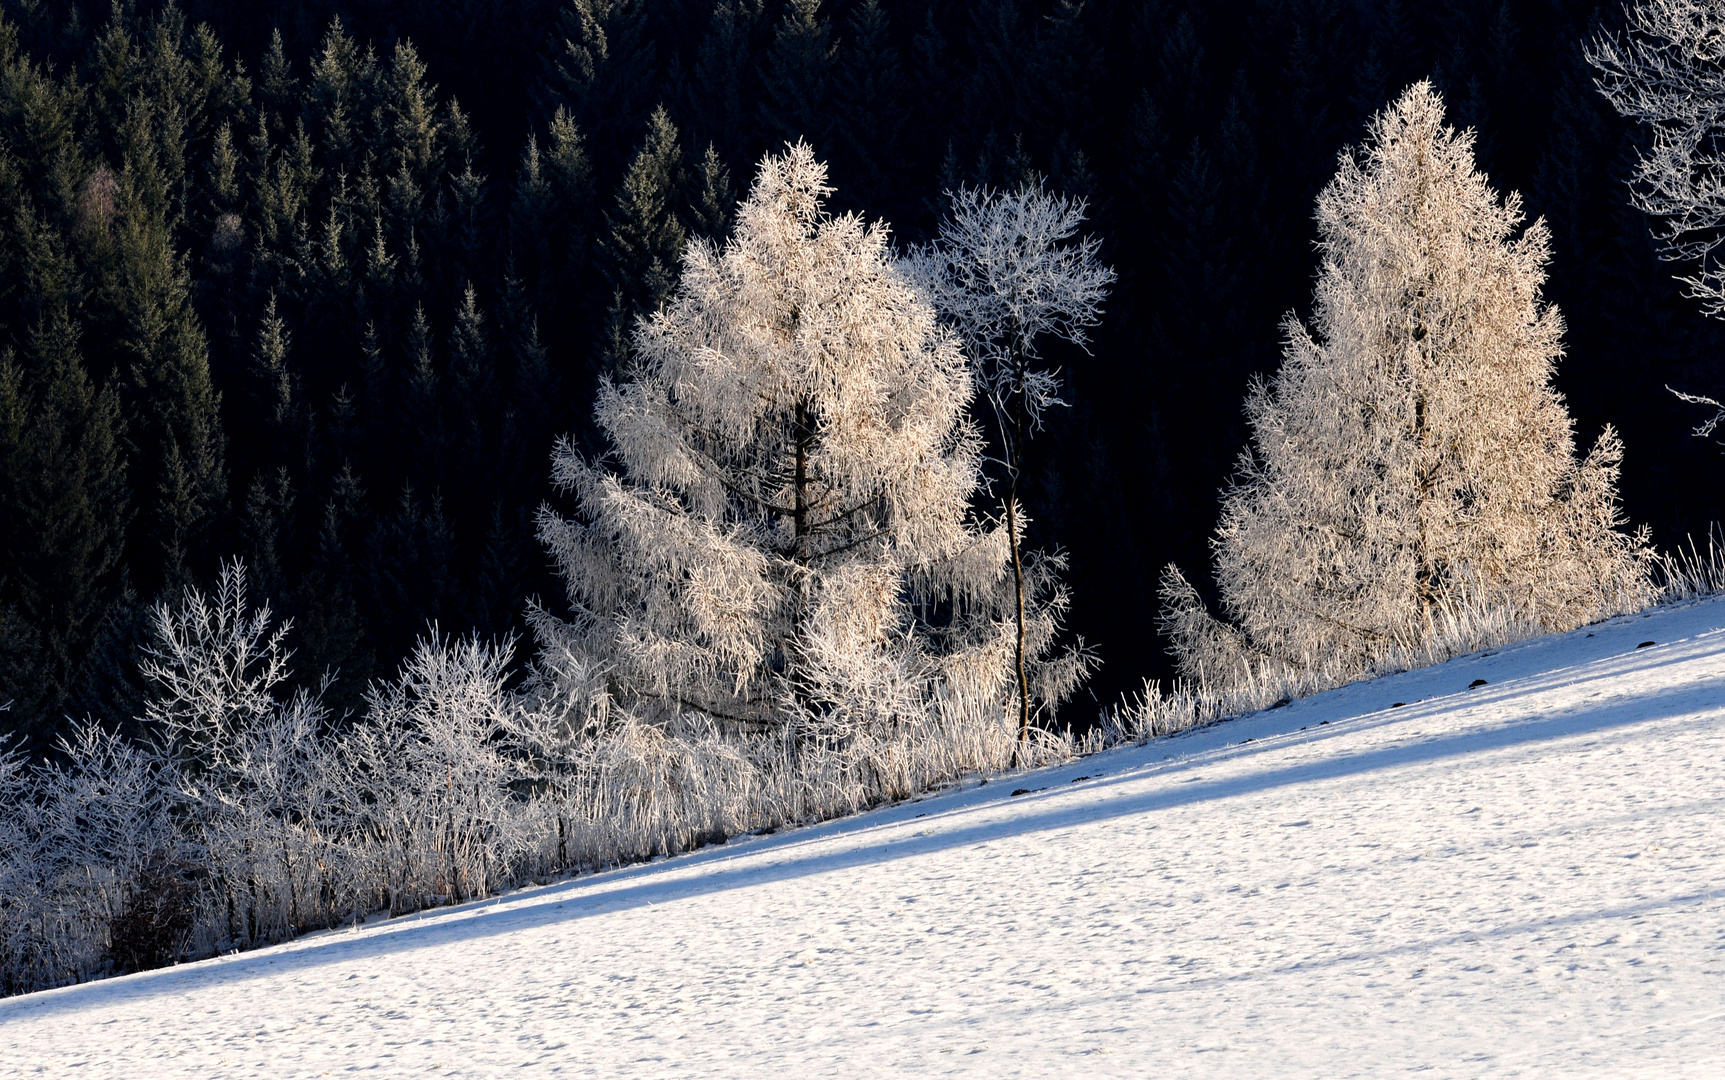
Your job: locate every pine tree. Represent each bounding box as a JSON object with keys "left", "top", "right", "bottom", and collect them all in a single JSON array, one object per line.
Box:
[
  {"left": 830, "top": 0, "right": 909, "bottom": 215},
  {"left": 0, "top": 315, "right": 129, "bottom": 749},
  {"left": 293, "top": 467, "right": 374, "bottom": 714},
  {"left": 760, "top": 0, "right": 834, "bottom": 148},
  {"left": 687, "top": 143, "right": 735, "bottom": 242},
  {"left": 1161, "top": 83, "right": 1654, "bottom": 684},
  {"left": 688, "top": 0, "right": 765, "bottom": 168},
  {"left": 98, "top": 122, "right": 226, "bottom": 592},
  {"left": 543, "top": 0, "right": 660, "bottom": 167},
  {"left": 599, "top": 106, "right": 688, "bottom": 374}
]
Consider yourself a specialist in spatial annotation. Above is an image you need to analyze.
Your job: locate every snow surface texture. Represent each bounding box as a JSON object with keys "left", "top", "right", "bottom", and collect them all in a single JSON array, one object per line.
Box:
[{"left": 6, "top": 600, "right": 1725, "bottom": 1077}]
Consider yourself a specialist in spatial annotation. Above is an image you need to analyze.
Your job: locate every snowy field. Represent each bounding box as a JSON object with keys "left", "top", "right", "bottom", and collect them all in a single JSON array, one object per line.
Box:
[{"left": 5, "top": 600, "right": 1725, "bottom": 1077}]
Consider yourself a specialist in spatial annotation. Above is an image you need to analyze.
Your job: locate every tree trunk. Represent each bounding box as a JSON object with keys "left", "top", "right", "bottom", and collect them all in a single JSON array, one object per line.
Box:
[{"left": 1008, "top": 354, "right": 1031, "bottom": 765}]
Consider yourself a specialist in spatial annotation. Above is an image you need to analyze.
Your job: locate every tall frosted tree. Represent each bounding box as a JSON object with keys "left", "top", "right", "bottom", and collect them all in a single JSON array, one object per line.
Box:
[
  {"left": 533, "top": 143, "right": 1085, "bottom": 757},
  {"left": 914, "top": 183, "right": 1112, "bottom": 751},
  {"left": 1162, "top": 83, "right": 1652, "bottom": 683}
]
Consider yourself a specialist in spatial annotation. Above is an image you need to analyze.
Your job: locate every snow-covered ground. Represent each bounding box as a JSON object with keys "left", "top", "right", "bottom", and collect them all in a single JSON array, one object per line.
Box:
[{"left": 6, "top": 600, "right": 1725, "bottom": 1077}]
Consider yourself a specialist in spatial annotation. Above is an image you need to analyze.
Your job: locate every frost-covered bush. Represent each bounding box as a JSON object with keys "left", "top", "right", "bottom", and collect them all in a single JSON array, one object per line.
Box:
[
  {"left": 138, "top": 561, "right": 349, "bottom": 950},
  {"left": 0, "top": 563, "right": 537, "bottom": 995},
  {"left": 1160, "top": 83, "right": 1654, "bottom": 697},
  {"left": 351, "top": 633, "right": 526, "bottom": 913},
  {"left": 0, "top": 721, "right": 178, "bottom": 993}
]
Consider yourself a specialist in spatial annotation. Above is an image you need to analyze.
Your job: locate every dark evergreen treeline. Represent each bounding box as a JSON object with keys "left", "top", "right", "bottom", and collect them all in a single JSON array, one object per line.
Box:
[{"left": 1, "top": 0, "right": 1720, "bottom": 753}]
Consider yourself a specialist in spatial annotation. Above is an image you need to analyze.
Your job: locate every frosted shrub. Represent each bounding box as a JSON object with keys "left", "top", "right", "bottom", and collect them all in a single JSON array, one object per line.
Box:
[
  {"left": 1655, "top": 528, "right": 1725, "bottom": 601},
  {"left": 356, "top": 634, "right": 525, "bottom": 909},
  {"left": 0, "top": 722, "right": 179, "bottom": 993},
  {"left": 139, "top": 562, "right": 349, "bottom": 950}
]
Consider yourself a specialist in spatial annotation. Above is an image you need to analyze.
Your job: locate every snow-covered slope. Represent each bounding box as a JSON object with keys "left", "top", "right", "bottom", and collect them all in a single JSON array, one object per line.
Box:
[{"left": 6, "top": 599, "right": 1725, "bottom": 1078}]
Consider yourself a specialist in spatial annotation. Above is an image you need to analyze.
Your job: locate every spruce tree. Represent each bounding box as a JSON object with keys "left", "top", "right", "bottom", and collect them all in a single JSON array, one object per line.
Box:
[
  {"left": 688, "top": 0, "right": 765, "bottom": 168},
  {"left": 544, "top": 0, "right": 659, "bottom": 166},
  {"left": 599, "top": 106, "right": 688, "bottom": 374},
  {"left": 760, "top": 0, "right": 834, "bottom": 148},
  {"left": 830, "top": 0, "right": 909, "bottom": 214},
  {"left": 109, "top": 170, "right": 227, "bottom": 591},
  {"left": 0, "top": 316, "right": 128, "bottom": 749}
]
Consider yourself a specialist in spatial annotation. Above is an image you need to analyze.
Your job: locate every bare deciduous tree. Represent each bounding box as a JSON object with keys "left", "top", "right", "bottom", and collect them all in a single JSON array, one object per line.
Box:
[
  {"left": 1589, "top": 2, "right": 1725, "bottom": 431},
  {"left": 911, "top": 183, "right": 1113, "bottom": 754},
  {"left": 1590, "top": 1, "right": 1725, "bottom": 315}
]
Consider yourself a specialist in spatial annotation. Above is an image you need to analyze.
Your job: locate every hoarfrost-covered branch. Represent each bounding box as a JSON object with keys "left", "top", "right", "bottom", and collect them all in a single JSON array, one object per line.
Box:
[{"left": 1590, "top": 0, "right": 1725, "bottom": 314}]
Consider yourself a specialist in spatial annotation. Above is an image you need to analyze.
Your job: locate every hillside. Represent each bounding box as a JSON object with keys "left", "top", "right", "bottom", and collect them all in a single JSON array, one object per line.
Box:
[{"left": 5, "top": 599, "right": 1725, "bottom": 1077}]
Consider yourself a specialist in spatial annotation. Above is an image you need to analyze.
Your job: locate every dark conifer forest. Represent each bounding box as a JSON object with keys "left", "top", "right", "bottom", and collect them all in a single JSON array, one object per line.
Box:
[{"left": 1, "top": 0, "right": 1719, "bottom": 754}]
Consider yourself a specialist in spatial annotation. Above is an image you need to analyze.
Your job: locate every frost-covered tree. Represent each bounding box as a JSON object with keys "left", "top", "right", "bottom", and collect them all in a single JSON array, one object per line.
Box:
[
  {"left": 1589, "top": 2, "right": 1725, "bottom": 436},
  {"left": 1590, "top": 1, "right": 1725, "bottom": 315},
  {"left": 1162, "top": 83, "right": 1653, "bottom": 683},
  {"left": 533, "top": 143, "right": 1081, "bottom": 779},
  {"left": 914, "top": 183, "right": 1113, "bottom": 750},
  {"left": 0, "top": 721, "right": 180, "bottom": 990}
]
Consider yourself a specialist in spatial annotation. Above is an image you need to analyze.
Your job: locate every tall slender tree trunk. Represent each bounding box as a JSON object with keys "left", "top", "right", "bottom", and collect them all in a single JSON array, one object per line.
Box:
[
  {"left": 1008, "top": 354, "right": 1031, "bottom": 765},
  {"left": 787, "top": 396, "right": 815, "bottom": 721},
  {"left": 794, "top": 399, "right": 812, "bottom": 564}
]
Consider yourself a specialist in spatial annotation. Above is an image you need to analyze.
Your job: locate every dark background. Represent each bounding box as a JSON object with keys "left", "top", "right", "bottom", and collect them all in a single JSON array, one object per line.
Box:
[{"left": 1, "top": 0, "right": 1718, "bottom": 752}]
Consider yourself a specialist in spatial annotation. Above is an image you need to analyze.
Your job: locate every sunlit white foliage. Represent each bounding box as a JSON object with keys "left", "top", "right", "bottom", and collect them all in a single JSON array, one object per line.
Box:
[
  {"left": 0, "top": 152, "right": 1108, "bottom": 1001},
  {"left": 1162, "top": 83, "right": 1654, "bottom": 688},
  {"left": 140, "top": 559, "right": 292, "bottom": 778},
  {"left": 358, "top": 633, "right": 525, "bottom": 907}
]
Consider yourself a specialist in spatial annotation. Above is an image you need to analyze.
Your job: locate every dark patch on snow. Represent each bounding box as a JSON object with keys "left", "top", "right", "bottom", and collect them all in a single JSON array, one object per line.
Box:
[
  {"left": 1469, "top": 679, "right": 1488, "bottom": 688},
  {"left": 1637, "top": 640, "right": 1656, "bottom": 649},
  {"left": 1392, "top": 702, "right": 1406, "bottom": 708}
]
